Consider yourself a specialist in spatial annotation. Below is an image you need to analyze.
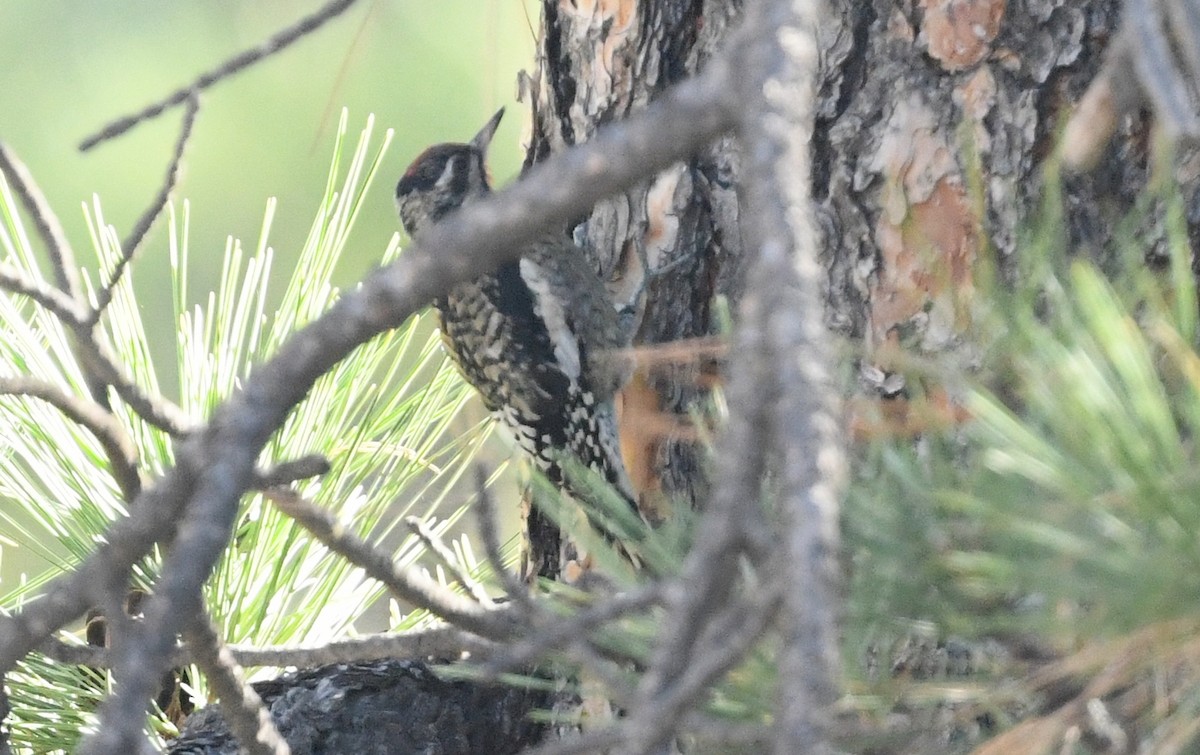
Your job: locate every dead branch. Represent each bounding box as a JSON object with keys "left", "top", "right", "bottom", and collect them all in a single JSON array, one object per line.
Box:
[
  {"left": 474, "top": 465, "right": 534, "bottom": 609},
  {"left": 182, "top": 611, "right": 289, "bottom": 755},
  {"left": 0, "top": 143, "right": 82, "bottom": 298},
  {"left": 264, "top": 489, "right": 516, "bottom": 638},
  {"left": 0, "top": 144, "right": 194, "bottom": 436},
  {"left": 734, "top": 1, "right": 844, "bottom": 753},
  {"left": 0, "top": 375, "right": 140, "bottom": 500},
  {"left": 39, "top": 625, "right": 495, "bottom": 670},
  {"left": 404, "top": 516, "right": 493, "bottom": 605},
  {"left": 250, "top": 454, "right": 331, "bottom": 489},
  {"left": 89, "top": 94, "right": 201, "bottom": 324},
  {"left": 78, "top": 0, "right": 364, "bottom": 151}
]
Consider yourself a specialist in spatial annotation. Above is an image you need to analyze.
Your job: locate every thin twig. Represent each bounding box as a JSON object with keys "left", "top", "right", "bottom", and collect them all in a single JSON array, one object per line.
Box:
[
  {"left": 265, "top": 488, "right": 517, "bottom": 638},
  {"left": 0, "top": 142, "right": 113, "bottom": 409},
  {"left": 0, "top": 263, "right": 88, "bottom": 325},
  {"left": 0, "top": 143, "right": 82, "bottom": 298},
  {"left": 404, "top": 516, "right": 493, "bottom": 605},
  {"left": 473, "top": 465, "right": 534, "bottom": 608},
  {"left": 74, "top": 335, "right": 194, "bottom": 435},
  {"left": 0, "top": 218, "right": 191, "bottom": 436},
  {"left": 0, "top": 375, "right": 140, "bottom": 500},
  {"left": 182, "top": 610, "right": 290, "bottom": 755},
  {"left": 88, "top": 94, "right": 201, "bottom": 324},
  {"left": 78, "top": 0, "right": 364, "bottom": 151},
  {"left": 478, "top": 584, "right": 662, "bottom": 679},
  {"left": 40, "top": 625, "right": 495, "bottom": 670},
  {"left": 232, "top": 627, "right": 496, "bottom": 666},
  {"left": 250, "top": 454, "right": 331, "bottom": 489},
  {"left": 623, "top": 584, "right": 782, "bottom": 754}
]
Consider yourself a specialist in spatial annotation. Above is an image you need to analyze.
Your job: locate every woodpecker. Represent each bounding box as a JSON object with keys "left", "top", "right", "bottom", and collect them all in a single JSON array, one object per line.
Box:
[{"left": 395, "top": 109, "right": 637, "bottom": 578}]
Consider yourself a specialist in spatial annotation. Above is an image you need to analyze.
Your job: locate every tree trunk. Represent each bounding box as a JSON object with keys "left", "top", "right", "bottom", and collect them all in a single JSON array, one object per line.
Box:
[
  {"left": 518, "top": 0, "right": 1160, "bottom": 749},
  {"left": 521, "top": 0, "right": 747, "bottom": 579},
  {"left": 818, "top": 0, "right": 1143, "bottom": 370},
  {"left": 525, "top": 0, "right": 1153, "bottom": 529}
]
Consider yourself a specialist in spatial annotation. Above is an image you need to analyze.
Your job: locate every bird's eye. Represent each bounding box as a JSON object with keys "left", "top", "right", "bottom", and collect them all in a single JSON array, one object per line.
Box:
[{"left": 425, "top": 157, "right": 449, "bottom": 181}]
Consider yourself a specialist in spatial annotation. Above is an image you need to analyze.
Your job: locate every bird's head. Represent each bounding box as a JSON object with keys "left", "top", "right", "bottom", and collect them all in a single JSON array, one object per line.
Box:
[{"left": 395, "top": 108, "right": 504, "bottom": 236}]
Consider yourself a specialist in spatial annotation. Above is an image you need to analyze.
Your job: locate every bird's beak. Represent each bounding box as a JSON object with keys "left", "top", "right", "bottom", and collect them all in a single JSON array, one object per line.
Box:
[{"left": 471, "top": 108, "right": 505, "bottom": 154}]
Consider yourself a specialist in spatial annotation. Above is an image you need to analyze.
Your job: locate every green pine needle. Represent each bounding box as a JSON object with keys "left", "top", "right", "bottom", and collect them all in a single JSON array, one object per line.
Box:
[{"left": 0, "top": 112, "right": 498, "bottom": 752}]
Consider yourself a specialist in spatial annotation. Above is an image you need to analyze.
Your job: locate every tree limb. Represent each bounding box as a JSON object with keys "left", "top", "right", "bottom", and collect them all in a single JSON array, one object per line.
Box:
[
  {"left": 78, "top": 0, "right": 364, "bottom": 151},
  {"left": 3, "top": 48, "right": 741, "bottom": 752},
  {"left": 734, "top": 1, "right": 844, "bottom": 753}
]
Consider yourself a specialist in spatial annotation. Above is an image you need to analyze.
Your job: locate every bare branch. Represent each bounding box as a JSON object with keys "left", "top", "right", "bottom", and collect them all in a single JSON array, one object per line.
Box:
[
  {"left": 473, "top": 466, "right": 534, "bottom": 609},
  {"left": 623, "top": 583, "right": 782, "bottom": 754},
  {"left": 404, "top": 516, "right": 493, "bottom": 605},
  {"left": 734, "top": 1, "right": 843, "bottom": 752},
  {"left": 0, "top": 143, "right": 82, "bottom": 298},
  {"left": 623, "top": 4, "right": 843, "bottom": 751},
  {"left": 0, "top": 375, "right": 140, "bottom": 500},
  {"left": 250, "top": 454, "right": 331, "bottom": 489},
  {"left": 0, "top": 137, "right": 195, "bottom": 436},
  {"left": 78, "top": 0, "right": 363, "bottom": 151},
  {"left": 0, "top": 259, "right": 194, "bottom": 436},
  {"left": 40, "top": 625, "right": 494, "bottom": 670},
  {"left": 234, "top": 628, "right": 496, "bottom": 667},
  {"left": 265, "top": 489, "right": 515, "bottom": 638},
  {"left": 478, "top": 585, "right": 662, "bottom": 680},
  {"left": 0, "top": 263, "right": 88, "bottom": 325},
  {"left": 74, "top": 335, "right": 194, "bottom": 435},
  {"left": 182, "top": 611, "right": 290, "bottom": 755},
  {"left": 629, "top": 17, "right": 777, "bottom": 729},
  {"left": 0, "top": 143, "right": 116, "bottom": 411},
  {"left": 88, "top": 94, "right": 201, "bottom": 324}
]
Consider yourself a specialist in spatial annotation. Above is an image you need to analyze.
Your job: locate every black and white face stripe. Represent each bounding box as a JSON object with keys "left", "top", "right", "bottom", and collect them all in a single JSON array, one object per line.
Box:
[{"left": 394, "top": 143, "right": 489, "bottom": 233}]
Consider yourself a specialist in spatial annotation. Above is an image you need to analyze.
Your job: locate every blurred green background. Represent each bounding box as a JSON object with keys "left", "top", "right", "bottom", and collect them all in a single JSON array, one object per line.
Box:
[
  {"left": 0, "top": 0, "right": 537, "bottom": 585},
  {"left": 1, "top": 0, "right": 536, "bottom": 379}
]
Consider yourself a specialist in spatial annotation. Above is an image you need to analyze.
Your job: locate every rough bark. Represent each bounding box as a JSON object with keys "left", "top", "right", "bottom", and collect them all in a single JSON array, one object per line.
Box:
[
  {"left": 521, "top": 0, "right": 746, "bottom": 578},
  {"left": 520, "top": 0, "right": 1161, "bottom": 568},
  {"left": 518, "top": 0, "right": 1156, "bottom": 750},
  {"left": 816, "top": 0, "right": 1172, "bottom": 376}
]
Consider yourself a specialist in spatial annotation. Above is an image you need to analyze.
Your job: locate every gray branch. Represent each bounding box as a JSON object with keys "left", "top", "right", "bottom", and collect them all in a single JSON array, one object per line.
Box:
[
  {"left": 0, "top": 53, "right": 742, "bottom": 753},
  {"left": 734, "top": 1, "right": 844, "bottom": 753}
]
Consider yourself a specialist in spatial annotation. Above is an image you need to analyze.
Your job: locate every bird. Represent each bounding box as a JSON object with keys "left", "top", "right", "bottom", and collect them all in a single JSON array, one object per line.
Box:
[{"left": 395, "top": 108, "right": 638, "bottom": 581}]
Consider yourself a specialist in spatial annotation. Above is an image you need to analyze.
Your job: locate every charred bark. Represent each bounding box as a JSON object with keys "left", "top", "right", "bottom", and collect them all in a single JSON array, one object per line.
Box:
[{"left": 167, "top": 660, "right": 548, "bottom": 755}]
